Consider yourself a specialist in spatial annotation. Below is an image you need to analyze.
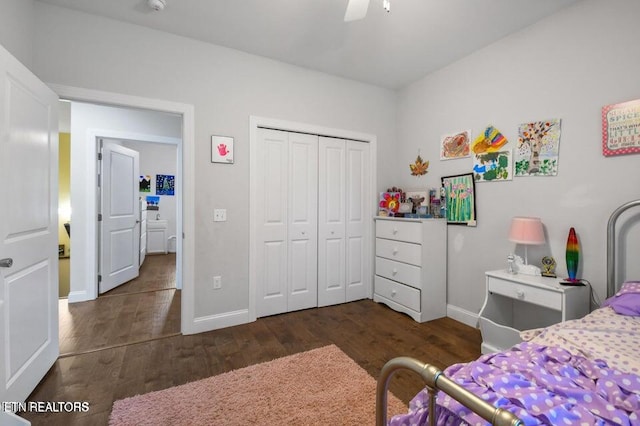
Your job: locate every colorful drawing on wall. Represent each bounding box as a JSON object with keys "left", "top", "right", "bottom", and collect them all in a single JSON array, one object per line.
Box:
[
  {"left": 473, "top": 150, "right": 513, "bottom": 182},
  {"left": 139, "top": 175, "right": 151, "bottom": 192},
  {"left": 441, "top": 173, "right": 476, "bottom": 226},
  {"left": 146, "top": 195, "right": 160, "bottom": 210},
  {"left": 378, "top": 192, "right": 401, "bottom": 216},
  {"left": 471, "top": 125, "right": 508, "bottom": 154},
  {"left": 409, "top": 154, "right": 429, "bottom": 176},
  {"left": 211, "top": 135, "right": 234, "bottom": 164},
  {"left": 515, "top": 119, "right": 561, "bottom": 176},
  {"left": 602, "top": 98, "right": 640, "bottom": 156},
  {"left": 440, "top": 130, "right": 471, "bottom": 160},
  {"left": 156, "top": 174, "right": 175, "bottom": 196}
]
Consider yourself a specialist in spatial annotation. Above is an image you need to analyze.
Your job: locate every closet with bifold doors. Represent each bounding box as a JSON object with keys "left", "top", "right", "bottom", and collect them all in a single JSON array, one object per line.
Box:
[{"left": 255, "top": 128, "right": 371, "bottom": 318}]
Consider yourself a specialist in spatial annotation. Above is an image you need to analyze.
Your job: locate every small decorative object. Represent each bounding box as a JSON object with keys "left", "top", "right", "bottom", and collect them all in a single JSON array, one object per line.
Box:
[
  {"left": 156, "top": 174, "right": 175, "bottom": 196},
  {"left": 508, "top": 217, "right": 545, "bottom": 275},
  {"left": 541, "top": 256, "right": 557, "bottom": 277},
  {"left": 398, "top": 202, "right": 412, "bottom": 214},
  {"left": 405, "top": 190, "right": 427, "bottom": 212},
  {"left": 565, "top": 227, "right": 580, "bottom": 282},
  {"left": 471, "top": 125, "right": 508, "bottom": 154},
  {"left": 139, "top": 175, "right": 151, "bottom": 192},
  {"left": 379, "top": 192, "right": 401, "bottom": 216},
  {"left": 602, "top": 98, "right": 640, "bottom": 156},
  {"left": 515, "top": 119, "right": 562, "bottom": 176},
  {"left": 441, "top": 173, "right": 476, "bottom": 226},
  {"left": 440, "top": 130, "right": 471, "bottom": 160},
  {"left": 409, "top": 153, "right": 429, "bottom": 176},
  {"left": 507, "top": 254, "right": 515, "bottom": 274},
  {"left": 211, "top": 135, "right": 234, "bottom": 164}
]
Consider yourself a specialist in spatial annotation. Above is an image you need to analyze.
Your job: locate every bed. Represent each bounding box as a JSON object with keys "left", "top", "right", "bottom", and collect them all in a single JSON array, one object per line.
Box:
[{"left": 376, "top": 199, "right": 640, "bottom": 426}]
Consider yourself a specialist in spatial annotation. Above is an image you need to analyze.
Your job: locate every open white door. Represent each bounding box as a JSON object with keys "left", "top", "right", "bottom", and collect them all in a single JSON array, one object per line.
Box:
[
  {"left": 0, "top": 44, "right": 59, "bottom": 402},
  {"left": 99, "top": 140, "right": 140, "bottom": 294}
]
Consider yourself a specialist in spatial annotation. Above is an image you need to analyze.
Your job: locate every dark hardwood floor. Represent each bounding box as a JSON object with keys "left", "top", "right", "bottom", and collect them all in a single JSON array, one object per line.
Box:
[{"left": 23, "top": 299, "right": 481, "bottom": 426}]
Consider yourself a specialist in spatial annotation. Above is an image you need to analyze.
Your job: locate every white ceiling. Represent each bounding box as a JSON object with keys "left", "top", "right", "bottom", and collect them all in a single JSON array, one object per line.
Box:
[{"left": 36, "top": 0, "right": 581, "bottom": 89}]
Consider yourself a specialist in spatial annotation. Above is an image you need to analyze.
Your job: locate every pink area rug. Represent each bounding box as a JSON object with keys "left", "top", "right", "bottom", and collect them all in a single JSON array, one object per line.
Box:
[{"left": 109, "top": 345, "right": 407, "bottom": 425}]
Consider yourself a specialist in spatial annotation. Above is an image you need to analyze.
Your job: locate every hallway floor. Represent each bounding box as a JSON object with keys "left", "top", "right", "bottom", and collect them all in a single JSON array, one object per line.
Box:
[{"left": 59, "top": 253, "right": 180, "bottom": 356}]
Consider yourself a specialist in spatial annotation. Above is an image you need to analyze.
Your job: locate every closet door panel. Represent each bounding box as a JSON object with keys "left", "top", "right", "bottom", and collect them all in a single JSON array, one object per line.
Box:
[
  {"left": 287, "top": 133, "right": 318, "bottom": 311},
  {"left": 345, "top": 141, "right": 371, "bottom": 301},
  {"left": 256, "top": 128, "right": 288, "bottom": 317},
  {"left": 318, "top": 137, "right": 346, "bottom": 307}
]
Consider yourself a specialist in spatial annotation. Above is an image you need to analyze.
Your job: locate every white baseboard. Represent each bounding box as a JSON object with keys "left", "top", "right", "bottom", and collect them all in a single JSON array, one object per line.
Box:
[
  {"left": 447, "top": 304, "right": 479, "bottom": 329},
  {"left": 187, "top": 309, "right": 250, "bottom": 334}
]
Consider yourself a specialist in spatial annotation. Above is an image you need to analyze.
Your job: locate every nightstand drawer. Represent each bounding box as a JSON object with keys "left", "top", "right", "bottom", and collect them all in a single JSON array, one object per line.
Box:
[
  {"left": 375, "top": 238, "right": 421, "bottom": 266},
  {"left": 375, "top": 275, "right": 420, "bottom": 312},
  {"left": 376, "top": 220, "right": 421, "bottom": 244},
  {"left": 488, "top": 277, "right": 562, "bottom": 311},
  {"left": 375, "top": 256, "right": 421, "bottom": 289}
]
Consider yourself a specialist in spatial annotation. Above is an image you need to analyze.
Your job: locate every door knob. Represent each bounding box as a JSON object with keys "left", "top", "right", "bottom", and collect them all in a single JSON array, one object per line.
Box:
[{"left": 0, "top": 258, "right": 13, "bottom": 268}]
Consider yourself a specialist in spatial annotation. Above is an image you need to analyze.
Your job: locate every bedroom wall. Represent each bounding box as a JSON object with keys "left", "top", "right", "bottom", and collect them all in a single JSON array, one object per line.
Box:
[
  {"left": 31, "top": 3, "right": 397, "bottom": 320},
  {"left": 0, "top": 0, "right": 34, "bottom": 68},
  {"left": 396, "top": 0, "right": 640, "bottom": 320}
]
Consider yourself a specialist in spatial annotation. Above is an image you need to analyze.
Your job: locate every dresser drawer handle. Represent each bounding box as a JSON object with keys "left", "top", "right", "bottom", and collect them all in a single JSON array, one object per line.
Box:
[
  {"left": 392, "top": 247, "right": 399, "bottom": 255},
  {"left": 516, "top": 290, "right": 525, "bottom": 299},
  {"left": 392, "top": 228, "right": 398, "bottom": 235},
  {"left": 391, "top": 289, "right": 397, "bottom": 297},
  {"left": 392, "top": 268, "right": 398, "bottom": 275}
]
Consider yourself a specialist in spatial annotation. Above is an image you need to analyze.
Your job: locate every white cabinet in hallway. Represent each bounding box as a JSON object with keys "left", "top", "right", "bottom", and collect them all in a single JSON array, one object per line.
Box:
[{"left": 255, "top": 129, "right": 371, "bottom": 317}]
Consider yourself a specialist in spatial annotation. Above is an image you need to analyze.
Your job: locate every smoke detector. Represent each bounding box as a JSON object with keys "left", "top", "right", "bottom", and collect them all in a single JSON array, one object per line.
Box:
[{"left": 147, "top": 0, "right": 166, "bottom": 12}]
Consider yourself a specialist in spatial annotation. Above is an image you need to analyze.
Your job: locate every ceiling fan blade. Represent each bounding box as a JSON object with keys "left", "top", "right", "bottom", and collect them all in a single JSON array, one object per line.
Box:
[{"left": 344, "top": 0, "right": 370, "bottom": 22}]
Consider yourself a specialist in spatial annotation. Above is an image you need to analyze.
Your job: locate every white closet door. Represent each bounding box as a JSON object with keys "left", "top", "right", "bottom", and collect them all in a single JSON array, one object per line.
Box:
[
  {"left": 345, "top": 141, "right": 371, "bottom": 302},
  {"left": 256, "top": 128, "right": 289, "bottom": 317},
  {"left": 287, "top": 132, "right": 318, "bottom": 311},
  {"left": 318, "top": 137, "right": 346, "bottom": 307}
]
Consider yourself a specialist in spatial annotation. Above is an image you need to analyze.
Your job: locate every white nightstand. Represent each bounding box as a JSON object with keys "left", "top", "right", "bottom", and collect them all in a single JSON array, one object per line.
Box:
[{"left": 478, "top": 270, "right": 590, "bottom": 354}]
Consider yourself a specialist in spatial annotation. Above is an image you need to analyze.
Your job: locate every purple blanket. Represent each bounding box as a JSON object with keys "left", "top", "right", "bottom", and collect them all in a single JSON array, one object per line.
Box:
[{"left": 390, "top": 342, "right": 640, "bottom": 425}]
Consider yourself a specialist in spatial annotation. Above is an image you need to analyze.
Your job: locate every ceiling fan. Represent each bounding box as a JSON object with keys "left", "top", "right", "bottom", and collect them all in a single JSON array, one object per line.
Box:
[{"left": 344, "top": 0, "right": 390, "bottom": 22}]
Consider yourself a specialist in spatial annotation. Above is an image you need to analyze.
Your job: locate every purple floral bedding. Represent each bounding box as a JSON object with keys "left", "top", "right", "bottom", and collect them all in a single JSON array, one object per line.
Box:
[{"left": 390, "top": 282, "right": 640, "bottom": 425}]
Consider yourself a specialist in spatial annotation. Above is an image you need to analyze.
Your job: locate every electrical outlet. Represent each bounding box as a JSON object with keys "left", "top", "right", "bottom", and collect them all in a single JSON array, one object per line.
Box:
[
  {"left": 213, "top": 275, "right": 222, "bottom": 289},
  {"left": 213, "top": 209, "right": 227, "bottom": 222}
]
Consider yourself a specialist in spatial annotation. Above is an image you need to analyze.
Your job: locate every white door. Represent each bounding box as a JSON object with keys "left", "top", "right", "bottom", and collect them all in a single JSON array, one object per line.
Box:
[
  {"left": 287, "top": 132, "right": 318, "bottom": 311},
  {"left": 318, "top": 137, "right": 346, "bottom": 307},
  {"left": 345, "top": 141, "right": 370, "bottom": 302},
  {"left": 256, "top": 128, "right": 289, "bottom": 317},
  {"left": 0, "top": 44, "right": 59, "bottom": 402},
  {"left": 99, "top": 141, "right": 140, "bottom": 294},
  {"left": 139, "top": 199, "right": 147, "bottom": 266}
]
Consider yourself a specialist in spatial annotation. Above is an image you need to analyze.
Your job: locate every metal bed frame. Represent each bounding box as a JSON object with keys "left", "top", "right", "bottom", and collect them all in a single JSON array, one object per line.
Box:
[{"left": 376, "top": 199, "right": 640, "bottom": 426}]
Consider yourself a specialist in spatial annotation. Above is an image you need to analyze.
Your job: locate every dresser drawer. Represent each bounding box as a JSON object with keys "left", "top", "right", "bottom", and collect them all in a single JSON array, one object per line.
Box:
[
  {"left": 375, "top": 276, "right": 420, "bottom": 312},
  {"left": 488, "top": 277, "right": 562, "bottom": 311},
  {"left": 375, "top": 238, "right": 421, "bottom": 266},
  {"left": 376, "top": 220, "right": 422, "bottom": 244},
  {"left": 375, "top": 257, "right": 421, "bottom": 289}
]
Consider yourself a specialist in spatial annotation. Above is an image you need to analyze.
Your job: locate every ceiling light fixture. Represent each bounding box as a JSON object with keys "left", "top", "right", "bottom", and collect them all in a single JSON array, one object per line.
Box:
[{"left": 147, "top": 0, "right": 166, "bottom": 12}]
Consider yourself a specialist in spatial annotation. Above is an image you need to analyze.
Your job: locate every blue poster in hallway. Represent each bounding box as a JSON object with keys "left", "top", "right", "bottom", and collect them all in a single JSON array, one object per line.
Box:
[{"left": 156, "top": 174, "right": 175, "bottom": 196}]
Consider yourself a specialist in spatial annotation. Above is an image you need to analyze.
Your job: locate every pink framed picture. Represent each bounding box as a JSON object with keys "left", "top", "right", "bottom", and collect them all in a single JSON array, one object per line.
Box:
[{"left": 602, "top": 99, "right": 640, "bottom": 157}]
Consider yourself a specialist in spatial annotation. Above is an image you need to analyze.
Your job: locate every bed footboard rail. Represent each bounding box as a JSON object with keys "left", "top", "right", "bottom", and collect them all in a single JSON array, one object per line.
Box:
[{"left": 376, "top": 357, "right": 522, "bottom": 426}]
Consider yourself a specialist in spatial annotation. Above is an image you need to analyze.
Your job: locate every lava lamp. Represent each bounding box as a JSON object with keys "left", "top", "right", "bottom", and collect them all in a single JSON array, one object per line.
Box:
[{"left": 565, "top": 227, "right": 579, "bottom": 282}]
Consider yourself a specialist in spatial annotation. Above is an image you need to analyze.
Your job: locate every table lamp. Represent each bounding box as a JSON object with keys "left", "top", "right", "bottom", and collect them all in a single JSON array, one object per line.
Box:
[{"left": 508, "top": 217, "right": 545, "bottom": 268}]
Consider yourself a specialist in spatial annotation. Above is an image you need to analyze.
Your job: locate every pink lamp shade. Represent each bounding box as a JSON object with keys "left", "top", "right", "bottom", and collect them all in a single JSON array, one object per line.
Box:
[{"left": 508, "top": 217, "right": 545, "bottom": 245}]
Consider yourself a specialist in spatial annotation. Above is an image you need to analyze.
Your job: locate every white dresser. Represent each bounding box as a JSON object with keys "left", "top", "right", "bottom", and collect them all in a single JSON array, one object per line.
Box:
[{"left": 373, "top": 217, "right": 447, "bottom": 322}]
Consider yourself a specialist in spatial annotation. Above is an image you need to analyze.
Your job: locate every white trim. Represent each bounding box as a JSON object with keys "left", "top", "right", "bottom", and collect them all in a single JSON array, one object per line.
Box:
[
  {"left": 446, "top": 304, "right": 479, "bottom": 329},
  {"left": 49, "top": 84, "right": 197, "bottom": 335},
  {"left": 249, "top": 115, "right": 378, "bottom": 322},
  {"left": 191, "top": 310, "right": 250, "bottom": 334}
]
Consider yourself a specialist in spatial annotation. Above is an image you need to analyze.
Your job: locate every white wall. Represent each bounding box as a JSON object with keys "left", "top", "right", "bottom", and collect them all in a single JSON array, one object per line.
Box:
[
  {"left": 0, "top": 0, "right": 34, "bottom": 69},
  {"left": 396, "top": 0, "right": 640, "bottom": 317},
  {"left": 34, "top": 3, "right": 397, "bottom": 320},
  {"left": 122, "top": 140, "right": 178, "bottom": 239},
  {"left": 69, "top": 101, "right": 181, "bottom": 301}
]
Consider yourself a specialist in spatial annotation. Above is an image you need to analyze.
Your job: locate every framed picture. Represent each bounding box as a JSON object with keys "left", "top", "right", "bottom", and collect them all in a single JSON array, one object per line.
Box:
[
  {"left": 602, "top": 99, "right": 640, "bottom": 156},
  {"left": 441, "top": 173, "right": 476, "bottom": 226},
  {"left": 211, "top": 135, "right": 234, "bottom": 164}
]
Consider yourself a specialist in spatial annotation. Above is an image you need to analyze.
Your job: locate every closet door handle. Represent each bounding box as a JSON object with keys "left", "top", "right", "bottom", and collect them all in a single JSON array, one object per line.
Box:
[{"left": 0, "top": 258, "right": 13, "bottom": 268}]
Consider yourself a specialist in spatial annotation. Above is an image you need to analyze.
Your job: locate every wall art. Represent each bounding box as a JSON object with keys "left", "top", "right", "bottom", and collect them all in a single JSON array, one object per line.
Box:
[
  {"left": 211, "top": 135, "right": 234, "bottom": 164},
  {"left": 156, "top": 174, "right": 175, "bottom": 196},
  {"left": 602, "top": 98, "right": 640, "bottom": 156},
  {"left": 471, "top": 125, "right": 508, "bottom": 154},
  {"left": 441, "top": 173, "right": 476, "bottom": 226},
  {"left": 440, "top": 130, "right": 471, "bottom": 160},
  {"left": 473, "top": 150, "right": 513, "bottom": 182},
  {"left": 515, "top": 119, "right": 561, "bottom": 176},
  {"left": 139, "top": 175, "right": 151, "bottom": 192}
]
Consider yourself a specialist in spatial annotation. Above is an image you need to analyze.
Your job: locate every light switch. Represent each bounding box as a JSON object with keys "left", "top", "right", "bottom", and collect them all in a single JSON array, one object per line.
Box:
[{"left": 213, "top": 209, "right": 227, "bottom": 222}]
